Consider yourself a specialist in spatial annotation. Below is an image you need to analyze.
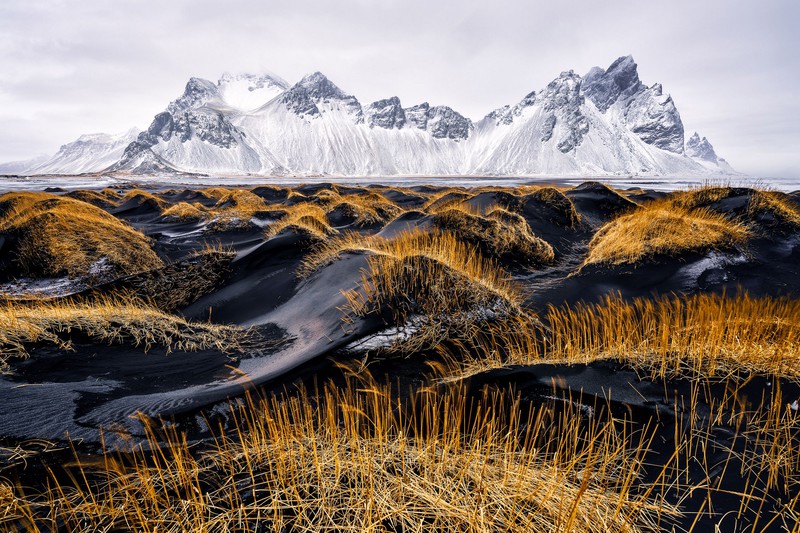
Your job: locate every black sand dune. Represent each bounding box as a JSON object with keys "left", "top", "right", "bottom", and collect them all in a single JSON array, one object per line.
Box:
[
  {"left": 2, "top": 182, "right": 800, "bottom": 531},
  {"left": 2, "top": 183, "right": 799, "bottom": 444}
]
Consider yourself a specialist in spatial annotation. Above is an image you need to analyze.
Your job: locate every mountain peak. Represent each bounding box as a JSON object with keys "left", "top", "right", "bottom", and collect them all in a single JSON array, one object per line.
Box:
[
  {"left": 293, "top": 72, "right": 353, "bottom": 101},
  {"left": 167, "top": 77, "right": 220, "bottom": 114},
  {"left": 9, "top": 56, "right": 736, "bottom": 177},
  {"left": 686, "top": 132, "right": 719, "bottom": 162},
  {"left": 583, "top": 55, "right": 642, "bottom": 112},
  {"left": 283, "top": 72, "right": 362, "bottom": 120}
]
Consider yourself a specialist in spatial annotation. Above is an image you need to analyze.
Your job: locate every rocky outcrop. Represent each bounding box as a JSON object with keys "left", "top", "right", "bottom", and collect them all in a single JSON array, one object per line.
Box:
[{"left": 366, "top": 97, "right": 406, "bottom": 129}]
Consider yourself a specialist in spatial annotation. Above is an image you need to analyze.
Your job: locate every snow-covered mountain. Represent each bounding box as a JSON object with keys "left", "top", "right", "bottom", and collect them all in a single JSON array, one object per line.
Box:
[
  {"left": 3, "top": 57, "right": 738, "bottom": 177},
  {"left": 685, "top": 131, "right": 736, "bottom": 173},
  {"left": 1, "top": 129, "right": 140, "bottom": 175}
]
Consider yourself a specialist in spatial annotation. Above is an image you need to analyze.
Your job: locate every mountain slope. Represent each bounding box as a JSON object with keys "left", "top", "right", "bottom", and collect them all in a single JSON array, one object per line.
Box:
[
  {"left": 2, "top": 129, "right": 140, "bottom": 175},
  {"left": 4, "top": 57, "right": 738, "bottom": 177}
]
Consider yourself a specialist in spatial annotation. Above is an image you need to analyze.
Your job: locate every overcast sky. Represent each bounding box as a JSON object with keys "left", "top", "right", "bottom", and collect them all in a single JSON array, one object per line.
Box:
[{"left": 0, "top": 0, "right": 797, "bottom": 177}]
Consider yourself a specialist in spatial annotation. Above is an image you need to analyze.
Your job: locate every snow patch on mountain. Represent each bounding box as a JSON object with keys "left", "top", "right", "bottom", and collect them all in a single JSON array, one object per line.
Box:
[{"left": 218, "top": 72, "right": 289, "bottom": 111}]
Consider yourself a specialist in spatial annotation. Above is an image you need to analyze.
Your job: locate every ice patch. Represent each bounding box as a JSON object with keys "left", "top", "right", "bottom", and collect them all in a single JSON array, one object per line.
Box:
[
  {"left": 676, "top": 250, "right": 747, "bottom": 285},
  {"left": 342, "top": 317, "right": 425, "bottom": 354},
  {"left": 0, "top": 276, "right": 84, "bottom": 297}
]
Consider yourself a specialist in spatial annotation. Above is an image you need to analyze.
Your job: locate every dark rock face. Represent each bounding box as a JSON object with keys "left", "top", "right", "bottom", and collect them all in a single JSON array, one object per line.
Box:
[
  {"left": 625, "top": 88, "right": 685, "bottom": 153},
  {"left": 403, "top": 103, "right": 473, "bottom": 140},
  {"left": 541, "top": 114, "right": 556, "bottom": 142},
  {"left": 427, "top": 105, "right": 472, "bottom": 140},
  {"left": 173, "top": 111, "right": 239, "bottom": 148},
  {"left": 685, "top": 132, "right": 719, "bottom": 162},
  {"left": 366, "top": 97, "right": 406, "bottom": 129},
  {"left": 404, "top": 102, "right": 431, "bottom": 130},
  {"left": 167, "top": 77, "right": 220, "bottom": 114},
  {"left": 282, "top": 72, "right": 363, "bottom": 122},
  {"left": 583, "top": 56, "right": 641, "bottom": 113},
  {"left": 111, "top": 145, "right": 176, "bottom": 174},
  {"left": 541, "top": 71, "right": 589, "bottom": 153}
]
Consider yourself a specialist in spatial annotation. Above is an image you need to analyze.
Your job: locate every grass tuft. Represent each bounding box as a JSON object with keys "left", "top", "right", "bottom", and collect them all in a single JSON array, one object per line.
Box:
[
  {"left": 264, "top": 203, "right": 337, "bottom": 239},
  {"left": 0, "top": 294, "right": 245, "bottom": 373},
  {"left": 0, "top": 192, "right": 163, "bottom": 279},
  {"left": 583, "top": 202, "right": 749, "bottom": 267},
  {"left": 433, "top": 205, "right": 555, "bottom": 266},
  {"left": 339, "top": 229, "right": 522, "bottom": 351}
]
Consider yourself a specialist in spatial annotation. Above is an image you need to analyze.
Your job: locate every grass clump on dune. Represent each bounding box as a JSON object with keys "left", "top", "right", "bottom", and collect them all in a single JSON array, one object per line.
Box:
[
  {"left": 264, "top": 203, "right": 337, "bottom": 239},
  {"left": 5, "top": 381, "right": 674, "bottom": 533},
  {"left": 160, "top": 189, "right": 271, "bottom": 229},
  {"left": 118, "top": 189, "right": 168, "bottom": 210},
  {"left": 421, "top": 188, "right": 473, "bottom": 213},
  {"left": 207, "top": 189, "right": 270, "bottom": 230},
  {"left": 747, "top": 189, "right": 800, "bottom": 229},
  {"left": 307, "top": 188, "right": 403, "bottom": 226},
  {"left": 340, "top": 229, "right": 522, "bottom": 350},
  {"left": 303, "top": 228, "right": 521, "bottom": 351},
  {"left": 433, "top": 205, "right": 555, "bottom": 266},
  {"left": 0, "top": 294, "right": 245, "bottom": 373},
  {"left": 326, "top": 192, "right": 403, "bottom": 226},
  {"left": 161, "top": 201, "right": 207, "bottom": 222},
  {"left": 0, "top": 192, "right": 163, "bottom": 279},
  {"left": 65, "top": 189, "right": 120, "bottom": 207},
  {"left": 582, "top": 202, "right": 749, "bottom": 268},
  {"left": 666, "top": 185, "right": 800, "bottom": 230}
]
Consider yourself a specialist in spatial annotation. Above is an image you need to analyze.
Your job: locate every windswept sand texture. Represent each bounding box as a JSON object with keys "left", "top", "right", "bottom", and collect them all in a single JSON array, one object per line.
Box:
[{"left": 1, "top": 182, "right": 800, "bottom": 532}]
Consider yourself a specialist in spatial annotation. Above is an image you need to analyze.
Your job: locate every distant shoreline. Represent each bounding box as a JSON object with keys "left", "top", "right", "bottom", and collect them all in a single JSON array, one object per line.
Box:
[{"left": 1, "top": 173, "right": 797, "bottom": 193}]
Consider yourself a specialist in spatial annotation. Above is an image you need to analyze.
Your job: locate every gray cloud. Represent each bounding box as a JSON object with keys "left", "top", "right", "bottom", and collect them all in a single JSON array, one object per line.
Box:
[{"left": 0, "top": 0, "right": 797, "bottom": 177}]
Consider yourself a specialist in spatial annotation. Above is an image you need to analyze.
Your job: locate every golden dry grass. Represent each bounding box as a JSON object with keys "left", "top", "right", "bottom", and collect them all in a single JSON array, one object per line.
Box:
[
  {"left": 3, "top": 381, "right": 677, "bottom": 533},
  {"left": 748, "top": 190, "right": 800, "bottom": 229},
  {"left": 0, "top": 192, "right": 163, "bottom": 278},
  {"left": 668, "top": 185, "right": 740, "bottom": 211},
  {"left": 433, "top": 292, "right": 800, "bottom": 383},
  {"left": 159, "top": 188, "right": 272, "bottom": 230},
  {"left": 206, "top": 189, "right": 270, "bottom": 230},
  {"left": 264, "top": 202, "right": 337, "bottom": 239},
  {"left": 583, "top": 202, "right": 749, "bottom": 267},
  {"left": 339, "top": 229, "right": 522, "bottom": 351},
  {"left": 65, "top": 189, "right": 119, "bottom": 207},
  {"left": 659, "top": 185, "right": 800, "bottom": 230},
  {"left": 119, "top": 189, "right": 168, "bottom": 210},
  {"left": 325, "top": 192, "right": 403, "bottom": 227},
  {"left": 0, "top": 294, "right": 244, "bottom": 373},
  {"left": 545, "top": 291, "right": 800, "bottom": 380},
  {"left": 427, "top": 291, "right": 800, "bottom": 531},
  {"left": 432, "top": 205, "right": 555, "bottom": 265},
  {"left": 160, "top": 201, "right": 207, "bottom": 221}
]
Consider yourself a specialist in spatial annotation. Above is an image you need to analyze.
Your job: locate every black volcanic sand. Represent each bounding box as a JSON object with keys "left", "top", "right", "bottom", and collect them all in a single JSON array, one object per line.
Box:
[{"left": 1, "top": 182, "right": 800, "bottom": 530}]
